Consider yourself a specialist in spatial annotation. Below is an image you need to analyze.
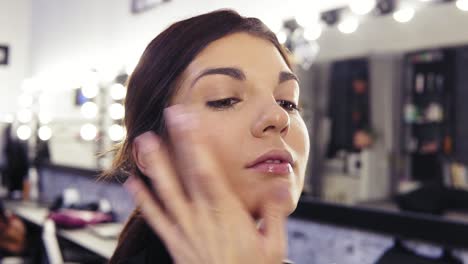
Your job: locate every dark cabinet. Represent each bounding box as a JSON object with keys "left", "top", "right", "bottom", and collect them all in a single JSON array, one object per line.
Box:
[
  {"left": 327, "top": 58, "right": 370, "bottom": 158},
  {"left": 455, "top": 46, "right": 468, "bottom": 164}
]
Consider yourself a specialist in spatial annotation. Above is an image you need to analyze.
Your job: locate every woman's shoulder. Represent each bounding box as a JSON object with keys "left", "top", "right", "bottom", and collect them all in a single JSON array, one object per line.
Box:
[
  {"left": 110, "top": 215, "right": 173, "bottom": 264},
  {"left": 111, "top": 213, "right": 293, "bottom": 264},
  {"left": 113, "top": 234, "right": 173, "bottom": 264}
]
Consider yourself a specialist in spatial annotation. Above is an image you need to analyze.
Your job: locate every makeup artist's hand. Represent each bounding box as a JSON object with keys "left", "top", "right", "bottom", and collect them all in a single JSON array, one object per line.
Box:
[
  {"left": 125, "top": 105, "right": 287, "bottom": 264},
  {"left": 0, "top": 215, "right": 26, "bottom": 255}
]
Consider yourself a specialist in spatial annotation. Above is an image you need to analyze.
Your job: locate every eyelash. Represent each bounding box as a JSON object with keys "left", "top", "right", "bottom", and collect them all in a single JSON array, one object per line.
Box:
[
  {"left": 277, "top": 100, "right": 301, "bottom": 112},
  {"left": 206, "top": 98, "right": 301, "bottom": 113},
  {"left": 206, "top": 98, "right": 240, "bottom": 110}
]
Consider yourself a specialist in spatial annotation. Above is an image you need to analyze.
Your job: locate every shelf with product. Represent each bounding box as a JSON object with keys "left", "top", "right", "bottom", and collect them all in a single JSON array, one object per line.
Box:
[{"left": 402, "top": 48, "right": 456, "bottom": 184}]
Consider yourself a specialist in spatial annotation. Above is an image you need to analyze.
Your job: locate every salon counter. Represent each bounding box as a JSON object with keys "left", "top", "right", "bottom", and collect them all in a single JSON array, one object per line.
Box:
[
  {"left": 5, "top": 200, "right": 120, "bottom": 260},
  {"left": 292, "top": 196, "right": 468, "bottom": 249}
]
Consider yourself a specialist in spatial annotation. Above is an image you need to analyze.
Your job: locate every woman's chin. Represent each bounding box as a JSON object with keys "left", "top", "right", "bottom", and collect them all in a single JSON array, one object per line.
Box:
[{"left": 250, "top": 197, "right": 297, "bottom": 220}]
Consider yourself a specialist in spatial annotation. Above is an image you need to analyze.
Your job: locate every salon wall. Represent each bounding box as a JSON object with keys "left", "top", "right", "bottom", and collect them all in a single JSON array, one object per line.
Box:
[
  {"left": 29, "top": 1, "right": 468, "bottom": 80},
  {"left": 0, "top": 0, "right": 31, "bottom": 115},
  {"left": 29, "top": 0, "right": 347, "bottom": 81},
  {"left": 28, "top": 0, "right": 347, "bottom": 168}
]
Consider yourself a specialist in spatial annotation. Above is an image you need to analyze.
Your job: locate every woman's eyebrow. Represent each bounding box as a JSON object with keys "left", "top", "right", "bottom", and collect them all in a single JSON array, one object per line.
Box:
[
  {"left": 191, "top": 67, "right": 246, "bottom": 88},
  {"left": 279, "top": 71, "right": 299, "bottom": 84},
  {"left": 190, "top": 67, "right": 299, "bottom": 88}
]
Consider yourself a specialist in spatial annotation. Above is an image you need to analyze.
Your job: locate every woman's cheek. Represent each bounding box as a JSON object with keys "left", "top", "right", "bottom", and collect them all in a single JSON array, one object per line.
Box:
[{"left": 291, "top": 118, "right": 310, "bottom": 198}]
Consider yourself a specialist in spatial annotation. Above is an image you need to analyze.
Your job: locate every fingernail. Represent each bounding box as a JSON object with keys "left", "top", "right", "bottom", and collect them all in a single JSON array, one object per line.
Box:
[{"left": 134, "top": 131, "right": 160, "bottom": 154}]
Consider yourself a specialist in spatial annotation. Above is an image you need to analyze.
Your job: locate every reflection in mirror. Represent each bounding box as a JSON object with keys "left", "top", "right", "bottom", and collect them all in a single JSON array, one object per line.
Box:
[
  {"left": 7, "top": 0, "right": 468, "bottom": 223},
  {"left": 295, "top": 0, "right": 468, "bottom": 225},
  {"left": 15, "top": 70, "right": 129, "bottom": 170}
]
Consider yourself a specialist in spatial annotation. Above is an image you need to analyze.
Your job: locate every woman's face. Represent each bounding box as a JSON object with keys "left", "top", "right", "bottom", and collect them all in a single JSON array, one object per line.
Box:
[{"left": 170, "top": 32, "right": 310, "bottom": 217}]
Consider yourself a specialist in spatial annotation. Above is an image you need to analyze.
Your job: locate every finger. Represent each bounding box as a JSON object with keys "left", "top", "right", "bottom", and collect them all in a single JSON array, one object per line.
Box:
[
  {"left": 261, "top": 190, "right": 288, "bottom": 261},
  {"left": 164, "top": 104, "right": 231, "bottom": 204},
  {"left": 124, "top": 177, "right": 189, "bottom": 256},
  {"left": 133, "top": 131, "right": 191, "bottom": 228}
]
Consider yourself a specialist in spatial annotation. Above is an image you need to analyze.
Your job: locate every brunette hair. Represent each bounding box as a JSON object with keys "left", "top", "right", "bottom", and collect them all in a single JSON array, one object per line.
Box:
[{"left": 107, "top": 9, "right": 293, "bottom": 263}]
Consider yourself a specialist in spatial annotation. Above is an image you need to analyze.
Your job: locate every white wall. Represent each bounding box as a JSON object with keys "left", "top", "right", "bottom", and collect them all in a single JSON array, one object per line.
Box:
[
  {"left": 0, "top": 0, "right": 31, "bottom": 115},
  {"left": 29, "top": 0, "right": 347, "bottom": 80}
]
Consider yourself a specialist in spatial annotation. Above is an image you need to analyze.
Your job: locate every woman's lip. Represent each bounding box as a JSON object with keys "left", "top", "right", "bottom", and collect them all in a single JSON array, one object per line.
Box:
[
  {"left": 247, "top": 162, "right": 293, "bottom": 175},
  {"left": 246, "top": 149, "right": 294, "bottom": 168}
]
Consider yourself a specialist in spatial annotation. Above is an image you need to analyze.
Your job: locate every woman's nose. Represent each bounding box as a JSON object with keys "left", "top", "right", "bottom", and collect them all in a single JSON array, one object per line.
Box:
[{"left": 251, "top": 100, "right": 290, "bottom": 138}]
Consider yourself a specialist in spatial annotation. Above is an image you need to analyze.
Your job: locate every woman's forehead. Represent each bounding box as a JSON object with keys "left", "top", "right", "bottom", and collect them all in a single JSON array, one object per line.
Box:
[{"left": 180, "top": 32, "right": 290, "bottom": 86}]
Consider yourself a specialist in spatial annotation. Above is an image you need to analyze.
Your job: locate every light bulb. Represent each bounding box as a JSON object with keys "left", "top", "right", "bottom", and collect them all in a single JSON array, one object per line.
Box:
[
  {"left": 110, "top": 83, "right": 126, "bottom": 100},
  {"left": 38, "top": 126, "right": 52, "bottom": 141},
  {"left": 80, "top": 123, "right": 97, "bottom": 141},
  {"left": 81, "top": 84, "right": 99, "bottom": 99},
  {"left": 277, "top": 30, "right": 288, "bottom": 44},
  {"left": 81, "top": 71, "right": 100, "bottom": 99},
  {"left": 456, "top": 0, "right": 468, "bottom": 11},
  {"left": 109, "top": 103, "right": 125, "bottom": 120},
  {"left": 17, "top": 125, "right": 31, "bottom": 140},
  {"left": 338, "top": 17, "right": 359, "bottom": 34},
  {"left": 108, "top": 124, "right": 125, "bottom": 142},
  {"left": 393, "top": 7, "right": 415, "bottom": 23},
  {"left": 80, "top": 102, "right": 98, "bottom": 119}
]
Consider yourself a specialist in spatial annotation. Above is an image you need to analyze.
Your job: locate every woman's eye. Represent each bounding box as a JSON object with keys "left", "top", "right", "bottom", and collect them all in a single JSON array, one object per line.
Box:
[
  {"left": 206, "top": 98, "right": 241, "bottom": 109},
  {"left": 277, "top": 100, "right": 300, "bottom": 112}
]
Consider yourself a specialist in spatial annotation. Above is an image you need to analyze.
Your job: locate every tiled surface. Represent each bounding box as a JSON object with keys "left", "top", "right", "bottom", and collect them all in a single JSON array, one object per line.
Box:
[
  {"left": 287, "top": 219, "right": 392, "bottom": 264},
  {"left": 287, "top": 218, "right": 468, "bottom": 264}
]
